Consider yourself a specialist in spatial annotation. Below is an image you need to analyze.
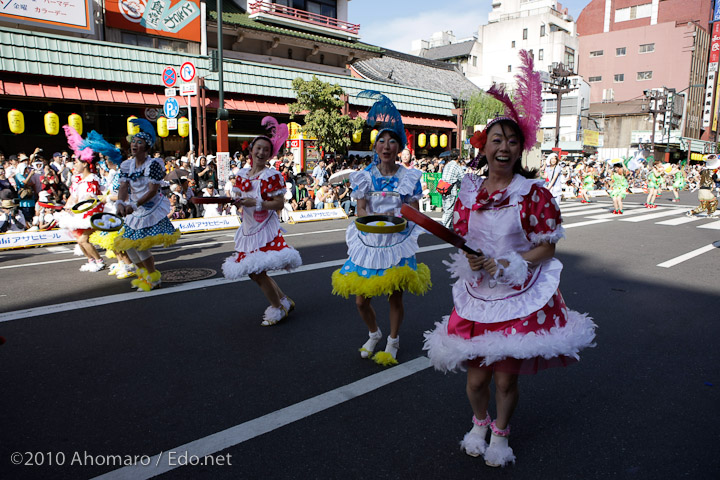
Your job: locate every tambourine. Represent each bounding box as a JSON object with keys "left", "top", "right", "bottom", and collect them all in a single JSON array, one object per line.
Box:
[
  {"left": 355, "top": 215, "right": 407, "bottom": 234},
  {"left": 90, "top": 212, "right": 124, "bottom": 232},
  {"left": 190, "top": 196, "right": 234, "bottom": 204},
  {"left": 37, "top": 201, "right": 64, "bottom": 210},
  {"left": 71, "top": 198, "right": 98, "bottom": 214}
]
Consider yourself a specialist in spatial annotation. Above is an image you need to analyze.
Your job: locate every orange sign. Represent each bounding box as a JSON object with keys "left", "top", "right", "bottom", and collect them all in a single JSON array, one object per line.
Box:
[{"left": 105, "top": 0, "right": 201, "bottom": 42}]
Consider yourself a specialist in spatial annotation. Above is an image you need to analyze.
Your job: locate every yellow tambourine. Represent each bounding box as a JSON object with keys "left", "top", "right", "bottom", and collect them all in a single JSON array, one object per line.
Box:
[
  {"left": 355, "top": 215, "right": 407, "bottom": 234},
  {"left": 71, "top": 198, "right": 98, "bottom": 214}
]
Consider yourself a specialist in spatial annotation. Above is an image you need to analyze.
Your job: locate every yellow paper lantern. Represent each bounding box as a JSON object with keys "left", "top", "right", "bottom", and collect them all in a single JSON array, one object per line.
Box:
[
  {"left": 352, "top": 130, "right": 362, "bottom": 143},
  {"left": 439, "top": 133, "right": 448, "bottom": 148},
  {"left": 418, "top": 133, "right": 427, "bottom": 148},
  {"left": 44, "top": 111, "right": 59, "bottom": 135},
  {"left": 288, "top": 121, "right": 301, "bottom": 140},
  {"left": 8, "top": 109, "right": 24, "bottom": 134},
  {"left": 68, "top": 113, "right": 83, "bottom": 135},
  {"left": 178, "top": 117, "right": 189, "bottom": 138},
  {"left": 157, "top": 117, "right": 169, "bottom": 138},
  {"left": 430, "top": 133, "right": 438, "bottom": 148},
  {"left": 370, "top": 129, "right": 379, "bottom": 144},
  {"left": 127, "top": 116, "right": 140, "bottom": 136}
]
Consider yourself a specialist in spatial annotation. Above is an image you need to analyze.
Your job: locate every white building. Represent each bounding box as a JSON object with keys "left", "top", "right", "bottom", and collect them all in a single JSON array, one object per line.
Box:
[{"left": 413, "top": 0, "right": 591, "bottom": 153}]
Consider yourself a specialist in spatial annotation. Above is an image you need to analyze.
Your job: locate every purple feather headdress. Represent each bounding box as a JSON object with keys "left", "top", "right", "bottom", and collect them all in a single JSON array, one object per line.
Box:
[
  {"left": 63, "top": 125, "right": 94, "bottom": 162},
  {"left": 250, "top": 116, "right": 289, "bottom": 161},
  {"left": 484, "top": 49, "right": 542, "bottom": 152}
]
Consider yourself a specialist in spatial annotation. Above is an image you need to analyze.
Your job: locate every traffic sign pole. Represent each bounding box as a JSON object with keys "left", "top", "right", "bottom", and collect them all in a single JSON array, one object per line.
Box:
[{"left": 187, "top": 93, "right": 194, "bottom": 154}]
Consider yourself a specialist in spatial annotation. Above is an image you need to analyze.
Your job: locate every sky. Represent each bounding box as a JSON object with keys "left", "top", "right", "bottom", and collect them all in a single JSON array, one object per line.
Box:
[{"left": 348, "top": 0, "right": 591, "bottom": 53}]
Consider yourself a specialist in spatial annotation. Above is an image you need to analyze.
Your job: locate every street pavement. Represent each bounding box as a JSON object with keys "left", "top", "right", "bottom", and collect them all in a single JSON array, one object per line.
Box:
[{"left": 1, "top": 191, "right": 719, "bottom": 480}]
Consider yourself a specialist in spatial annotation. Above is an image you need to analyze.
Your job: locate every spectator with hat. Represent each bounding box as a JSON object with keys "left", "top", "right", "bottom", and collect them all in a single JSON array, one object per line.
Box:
[{"left": 0, "top": 198, "right": 26, "bottom": 232}]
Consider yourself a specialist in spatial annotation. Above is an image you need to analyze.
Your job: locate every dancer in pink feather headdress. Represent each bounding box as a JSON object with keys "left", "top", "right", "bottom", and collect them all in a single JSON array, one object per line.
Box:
[
  {"left": 222, "top": 117, "right": 302, "bottom": 326},
  {"left": 422, "top": 50, "right": 596, "bottom": 467}
]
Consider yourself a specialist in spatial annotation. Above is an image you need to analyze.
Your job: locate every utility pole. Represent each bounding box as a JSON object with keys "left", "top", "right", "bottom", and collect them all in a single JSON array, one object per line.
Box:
[
  {"left": 544, "top": 62, "right": 577, "bottom": 149},
  {"left": 645, "top": 88, "right": 670, "bottom": 162}
]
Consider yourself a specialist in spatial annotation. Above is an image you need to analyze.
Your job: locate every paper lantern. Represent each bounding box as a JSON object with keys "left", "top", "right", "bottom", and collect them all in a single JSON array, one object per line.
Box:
[
  {"left": 370, "top": 129, "right": 379, "bottom": 144},
  {"left": 44, "top": 111, "right": 59, "bottom": 135},
  {"left": 430, "top": 133, "right": 438, "bottom": 148},
  {"left": 178, "top": 117, "right": 189, "bottom": 138},
  {"left": 352, "top": 130, "right": 362, "bottom": 143},
  {"left": 7, "top": 109, "right": 24, "bottom": 134},
  {"left": 418, "top": 133, "right": 426, "bottom": 148},
  {"left": 242, "top": 141, "right": 249, "bottom": 150},
  {"left": 127, "top": 116, "right": 140, "bottom": 136},
  {"left": 440, "top": 133, "right": 448, "bottom": 148},
  {"left": 157, "top": 117, "right": 169, "bottom": 138},
  {"left": 68, "top": 113, "right": 83, "bottom": 135}
]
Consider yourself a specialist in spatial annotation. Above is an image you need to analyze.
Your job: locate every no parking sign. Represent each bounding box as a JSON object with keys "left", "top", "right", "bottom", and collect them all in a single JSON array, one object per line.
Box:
[{"left": 162, "top": 67, "right": 177, "bottom": 87}]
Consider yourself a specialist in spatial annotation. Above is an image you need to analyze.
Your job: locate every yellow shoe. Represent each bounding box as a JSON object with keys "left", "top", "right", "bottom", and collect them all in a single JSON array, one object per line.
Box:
[
  {"left": 130, "top": 268, "right": 148, "bottom": 288},
  {"left": 136, "top": 270, "right": 161, "bottom": 292}
]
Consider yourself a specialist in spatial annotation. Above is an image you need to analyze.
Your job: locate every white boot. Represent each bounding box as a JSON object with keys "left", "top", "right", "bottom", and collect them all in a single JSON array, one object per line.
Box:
[
  {"left": 484, "top": 421, "right": 515, "bottom": 467},
  {"left": 359, "top": 329, "right": 382, "bottom": 358},
  {"left": 460, "top": 414, "right": 491, "bottom": 457}
]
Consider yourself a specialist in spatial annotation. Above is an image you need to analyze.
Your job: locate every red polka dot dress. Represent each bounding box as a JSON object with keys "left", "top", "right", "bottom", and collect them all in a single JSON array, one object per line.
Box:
[
  {"left": 423, "top": 174, "right": 596, "bottom": 374},
  {"left": 222, "top": 167, "right": 301, "bottom": 278}
]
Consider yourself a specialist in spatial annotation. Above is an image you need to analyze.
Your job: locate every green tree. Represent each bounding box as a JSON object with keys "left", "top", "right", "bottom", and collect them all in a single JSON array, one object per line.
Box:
[
  {"left": 462, "top": 91, "right": 506, "bottom": 129},
  {"left": 288, "top": 76, "right": 365, "bottom": 154}
]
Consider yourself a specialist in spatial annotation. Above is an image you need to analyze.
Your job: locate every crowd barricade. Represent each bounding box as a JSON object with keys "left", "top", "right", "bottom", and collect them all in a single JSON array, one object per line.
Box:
[{"left": 286, "top": 207, "right": 347, "bottom": 224}]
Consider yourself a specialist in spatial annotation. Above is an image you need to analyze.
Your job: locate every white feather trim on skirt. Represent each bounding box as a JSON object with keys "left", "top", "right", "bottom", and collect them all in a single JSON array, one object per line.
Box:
[
  {"left": 57, "top": 211, "right": 91, "bottom": 230},
  {"left": 423, "top": 312, "right": 597, "bottom": 373},
  {"left": 222, "top": 247, "right": 302, "bottom": 279}
]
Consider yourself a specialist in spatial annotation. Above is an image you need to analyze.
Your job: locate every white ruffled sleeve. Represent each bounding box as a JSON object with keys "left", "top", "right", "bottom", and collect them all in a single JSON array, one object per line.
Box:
[
  {"left": 349, "top": 170, "right": 371, "bottom": 200},
  {"left": 397, "top": 167, "right": 423, "bottom": 202},
  {"left": 118, "top": 159, "right": 132, "bottom": 183}
]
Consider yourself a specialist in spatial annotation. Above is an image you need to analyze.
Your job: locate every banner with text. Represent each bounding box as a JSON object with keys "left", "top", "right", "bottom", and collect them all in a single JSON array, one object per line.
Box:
[
  {"left": 105, "top": 0, "right": 201, "bottom": 42},
  {"left": 0, "top": 0, "right": 93, "bottom": 33},
  {"left": 287, "top": 208, "right": 348, "bottom": 224}
]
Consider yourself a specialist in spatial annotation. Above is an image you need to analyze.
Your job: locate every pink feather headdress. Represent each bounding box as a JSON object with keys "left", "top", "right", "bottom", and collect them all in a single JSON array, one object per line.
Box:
[
  {"left": 482, "top": 49, "right": 542, "bottom": 152},
  {"left": 63, "top": 125, "right": 94, "bottom": 162},
  {"left": 250, "top": 116, "right": 289, "bottom": 161}
]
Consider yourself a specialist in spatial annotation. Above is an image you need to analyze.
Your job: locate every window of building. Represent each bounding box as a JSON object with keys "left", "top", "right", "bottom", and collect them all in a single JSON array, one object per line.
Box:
[
  {"left": 589, "top": 76, "right": 602, "bottom": 83},
  {"left": 590, "top": 50, "right": 603, "bottom": 57},
  {"left": 614, "top": 74, "right": 624, "bottom": 82},
  {"left": 288, "top": 48, "right": 293, "bottom": 59},
  {"left": 529, "top": 49, "right": 534, "bottom": 59},
  {"left": 639, "top": 43, "right": 655, "bottom": 54},
  {"left": 637, "top": 71, "right": 653, "bottom": 80},
  {"left": 540, "top": 24, "right": 546, "bottom": 37},
  {"left": 320, "top": 54, "right": 325, "bottom": 64},
  {"left": 538, "top": 49, "right": 544, "bottom": 61},
  {"left": 616, "top": 47, "right": 626, "bottom": 56},
  {"left": 290, "top": 0, "right": 337, "bottom": 18},
  {"left": 523, "top": 28, "right": 528, "bottom": 40},
  {"left": 121, "top": 32, "right": 188, "bottom": 53},
  {"left": 508, "top": 65, "right": 512, "bottom": 72},
  {"left": 615, "top": 3, "right": 651, "bottom": 22},
  {"left": 472, "top": 56, "right": 477, "bottom": 67},
  {"left": 511, "top": 40, "right": 516, "bottom": 48},
  {"left": 564, "top": 47, "right": 575, "bottom": 71}
]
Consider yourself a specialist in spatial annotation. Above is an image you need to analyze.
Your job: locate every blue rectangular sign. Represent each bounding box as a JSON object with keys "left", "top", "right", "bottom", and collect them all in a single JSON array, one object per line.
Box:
[{"left": 715, "top": 0, "right": 720, "bottom": 22}]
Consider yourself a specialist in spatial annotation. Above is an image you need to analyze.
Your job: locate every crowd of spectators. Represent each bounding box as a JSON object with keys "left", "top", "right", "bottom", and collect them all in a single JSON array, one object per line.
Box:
[{"left": 3, "top": 145, "right": 719, "bottom": 235}]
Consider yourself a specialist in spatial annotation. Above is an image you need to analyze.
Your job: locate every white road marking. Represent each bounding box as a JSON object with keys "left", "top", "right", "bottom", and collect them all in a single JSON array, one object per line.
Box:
[
  {"left": 697, "top": 220, "right": 720, "bottom": 229},
  {"left": 620, "top": 209, "right": 684, "bottom": 222},
  {"left": 657, "top": 244, "right": 717, "bottom": 268},
  {"left": 586, "top": 207, "right": 661, "bottom": 220},
  {"left": 560, "top": 208, "right": 609, "bottom": 217},
  {"left": 46, "top": 246, "right": 71, "bottom": 253},
  {"left": 656, "top": 216, "right": 703, "bottom": 226},
  {"left": 91, "top": 356, "right": 432, "bottom": 480},
  {"left": 563, "top": 219, "right": 613, "bottom": 228},
  {"left": 0, "top": 244, "right": 451, "bottom": 323}
]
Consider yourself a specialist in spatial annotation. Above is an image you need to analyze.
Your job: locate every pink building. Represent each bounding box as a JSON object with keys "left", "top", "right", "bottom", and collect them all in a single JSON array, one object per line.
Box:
[{"left": 577, "top": 0, "right": 712, "bottom": 139}]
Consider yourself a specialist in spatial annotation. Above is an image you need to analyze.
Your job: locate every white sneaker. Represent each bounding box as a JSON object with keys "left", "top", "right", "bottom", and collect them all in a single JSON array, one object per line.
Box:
[
  {"left": 85, "top": 261, "right": 105, "bottom": 273},
  {"left": 108, "top": 263, "right": 120, "bottom": 275},
  {"left": 79, "top": 262, "right": 94, "bottom": 272}
]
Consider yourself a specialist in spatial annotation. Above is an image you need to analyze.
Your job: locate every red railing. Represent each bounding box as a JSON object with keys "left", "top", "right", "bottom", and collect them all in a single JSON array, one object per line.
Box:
[{"left": 248, "top": 1, "right": 360, "bottom": 35}]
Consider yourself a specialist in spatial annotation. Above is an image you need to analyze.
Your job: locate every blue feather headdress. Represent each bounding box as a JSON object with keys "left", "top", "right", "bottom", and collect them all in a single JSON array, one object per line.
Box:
[
  {"left": 357, "top": 90, "right": 406, "bottom": 154},
  {"left": 82, "top": 130, "right": 122, "bottom": 166},
  {"left": 130, "top": 118, "right": 156, "bottom": 148}
]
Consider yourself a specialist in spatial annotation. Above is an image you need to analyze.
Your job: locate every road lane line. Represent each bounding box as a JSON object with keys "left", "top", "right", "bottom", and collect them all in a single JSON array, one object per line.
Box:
[
  {"left": 620, "top": 209, "right": 684, "bottom": 222},
  {"left": 586, "top": 207, "right": 661, "bottom": 220},
  {"left": 697, "top": 220, "right": 720, "bottom": 229},
  {"left": 657, "top": 244, "right": 717, "bottom": 268},
  {"left": 0, "top": 244, "right": 451, "bottom": 322},
  {"left": 559, "top": 208, "right": 608, "bottom": 217},
  {"left": 656, "top": 216, "right": 702, "bottom": 226},
  {"left": 91, "top": 356, "right": 432, "bottom": 480},
  {"left": 563, "top": 219, "right": 613, "bottom": 228}
]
